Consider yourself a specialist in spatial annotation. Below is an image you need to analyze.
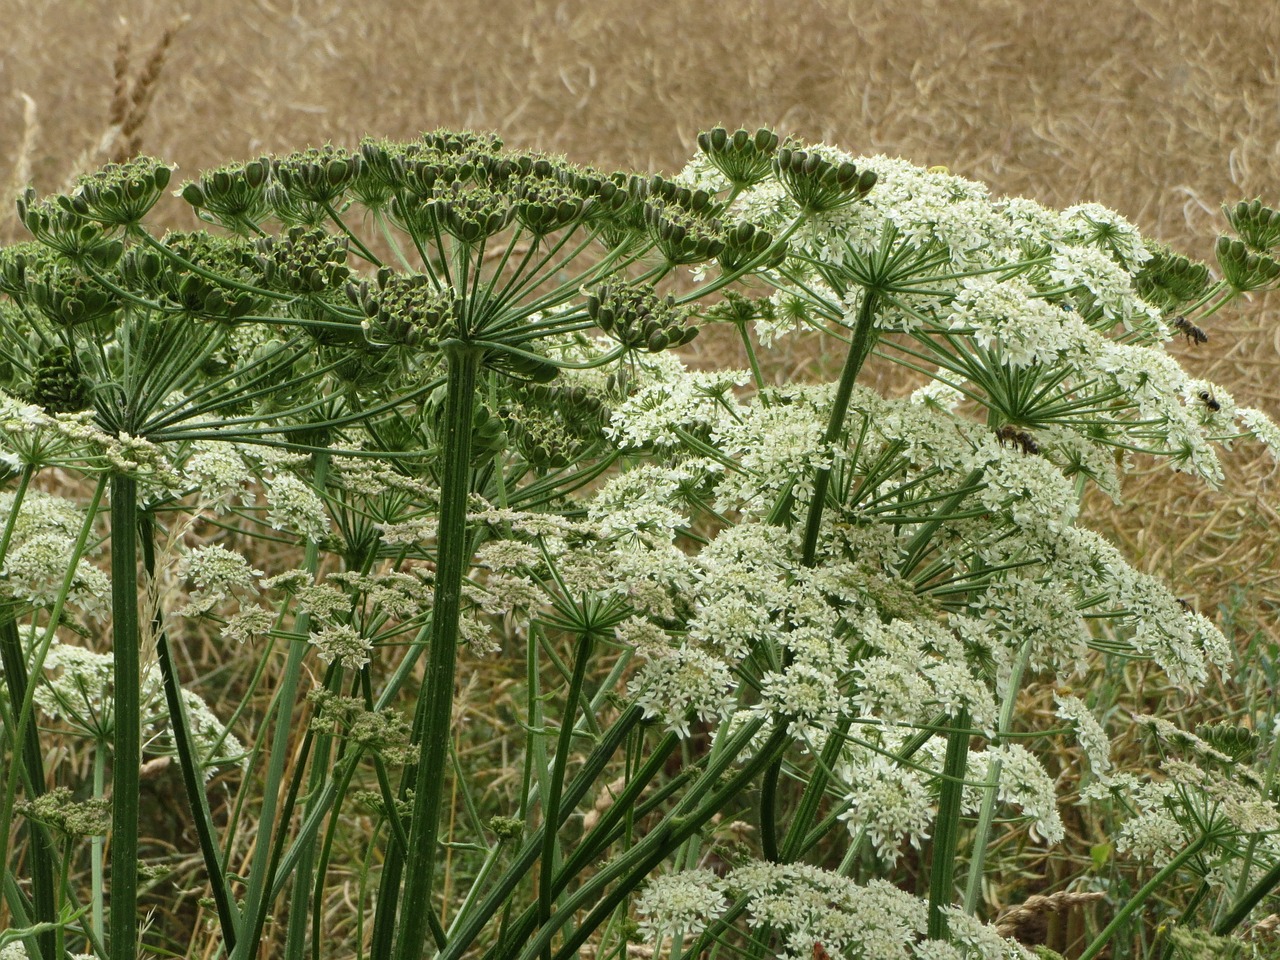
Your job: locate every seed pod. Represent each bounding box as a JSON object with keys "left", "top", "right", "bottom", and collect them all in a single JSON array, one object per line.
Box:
[
  {"left": 1216, "top": 236, "right": 1280, "bottom": 292},
  {"left": 1224, "top": 198, "right": 1280, "bottom": 253}
]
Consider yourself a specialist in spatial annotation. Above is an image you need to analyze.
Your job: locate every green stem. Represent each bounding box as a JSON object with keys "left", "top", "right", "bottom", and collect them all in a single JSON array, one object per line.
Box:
[
  {"left": 534, "top": 727, "right": 791, "bottom": 960},
  {"left": 140, "top": 514, "right": 241, "bottom": 950},
  {"left": 779, "top": 714, "right": 853, "bottom": 862},
  {"left": 229, "top": 453, "right": 330, "bottom": 960},
  {"left": 736, "top": 320, "right": 767, "bottom": 394},
  {"left": 760, "top": 289, "right": 881, "bottom": 862},
  {"left": 0, "top": 616, "right": 58, "bottom": 960},
  {"left": 92, "top": 746, "right": 106, "bottom": 943},
  {"left": 393, "top": 341, "right": 482, "bottom": 960},
  {"left": 538, "top": 631, "right": 594, "bottom": 960},
  {"left": 1080, "top": 834, "right": 1211, "bottom": 960},
  {"left": 799, "top": 288, "right": 880, "bottom": 566},
  {"left": 287, "top": 661, "right": 346, "bottom": 960},
  {"left": 108, "top": 473, "right": 141, "bottom": 960},
  {"left": 1215, "top": 842, "right": 1280, "bottom": 937},
  {"left": 928, "top": 709, "right": 970, "bottom": 941},
  {"left": 0, "top": 476, "right": 106, "bottom": 945},
  {"left": 434, "top": 708, "right": 647, "bottom": 960},
  {"left": 962, "top": 639, "right": 1034, "bottom": 915}
]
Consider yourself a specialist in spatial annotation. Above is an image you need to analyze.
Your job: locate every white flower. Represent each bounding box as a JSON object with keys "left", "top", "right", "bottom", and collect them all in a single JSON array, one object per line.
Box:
[
  {"left": 183, "top": 441, "right": 252, "bottom": 507},
  {"left": 629, "top": 645, "right": 735, "bottom": 738},
  {"left": 309, "top": 623, "right": 373, "bottom": 670},
  {"left": 727, "top": 861, "right": 928, "bottom": 960},
  {"left": 1053, "top": 693, "right": 1113, "bottom": 779},
  {"left": 938, "top": 907, "right": 1033, "bottom": 960},
  {"left": 635, "top": 869, "right": 727, "bottom": 942},
  {"left": 838, "top": 753, "right": 934, "bottom": 861},
  {"left": 178, "top": 544, "right": 263, "bottom": 616},
  {"left": 265, "top": 472, "right": 329, "bottom": 542},
  {"left": 980, "top": 744, "right": 1065, "bottom": 844},
  {"left": 221, "top": 606, "right": 275, "bottom": 644}
]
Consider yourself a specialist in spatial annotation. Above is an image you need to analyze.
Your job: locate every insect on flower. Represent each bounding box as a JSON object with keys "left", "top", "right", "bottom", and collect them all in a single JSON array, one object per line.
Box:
[
  {"left": 1198, "top": 390, "right": 1221, "bottom": 412},
  {"left": 812, "top": 944, "right": 832, "bottom": 960},
  {"left": 996, "top": 424, "right": 1040, "bottom": 455},
  {"left": 1171, "top": 315, "right": 1208, "bottom": 345}
]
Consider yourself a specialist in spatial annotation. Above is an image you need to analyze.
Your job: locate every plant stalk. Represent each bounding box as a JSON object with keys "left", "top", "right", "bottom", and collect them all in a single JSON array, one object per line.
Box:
[
  {"left": 393, "top": 341, "right": 482, "bottom": 960},
  {"left": 108, "top": 473, "right": 141, "bottom": 960}
]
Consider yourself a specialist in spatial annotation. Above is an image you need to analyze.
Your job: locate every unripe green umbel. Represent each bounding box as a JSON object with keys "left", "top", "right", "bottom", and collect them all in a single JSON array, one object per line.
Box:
[
  {"left": 16, "top": 189, "right": 122, "bottom": 267},
  {"left": 179, "top": 158, "right": 274, "bottom": 233},
  {"left": 696, "top": 126, "right": 779, "bottom": 189},
  {"left": 1224, "top": 199, "right": 1280, "bottom": 253},
  {"left": 65, "top": 156, "right": 173, "bottom": 226},
  {"left": 773, "top": 147, "right": 876, "bottom": 214},
  {"left": 1216, "top": 235, "right": 1280, "bottom": 292}
]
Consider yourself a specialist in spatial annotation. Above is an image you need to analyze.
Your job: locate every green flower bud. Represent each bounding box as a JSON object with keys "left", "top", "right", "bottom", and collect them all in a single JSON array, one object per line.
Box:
[
  {"left": 1224, "top": 198, "right": 1280, "bottom": 253},
  {"left": 26, "top": 263, "right": 121, "bottom": 330},
  {"left": 256, "top": 226, "right": 351, "bottom": 296},
  {"left": 1133, "top": 240, "right": 1212, "bottom": 313},
  {"left": 346, "top": 270, "right": 458, "bottom": 347},
  {"left": 717, "top": 220, "right": 785, "bottom": 273},
  {"left": 696, "top": 126, "right": 779, "bottom": 188},
  {"left": 29, "top": 344, "right": 91, "bottom": 413},
  {"left": 179, "top": 158, "right": 274, "bottom": 233},
  {"left": 773, "top": 146, "right": 876, "bottom": 214},
  {"left": 66, "top": 156, "right": 173, "bottom": 226},
  {"left": 587, "top": 282, "right": 698, "bottom": 352},
  {"left": 16, "top": 188, "right": 122, "bottom": 266},
  {"left": 1216, "top": 235, "right": 1280, "bottom": 292},
  {"left": 120, "top": 231, "right": 265, "bottom": 320},
  {"left": 272, "top": 145, "right": 358, "bottom": 206}
]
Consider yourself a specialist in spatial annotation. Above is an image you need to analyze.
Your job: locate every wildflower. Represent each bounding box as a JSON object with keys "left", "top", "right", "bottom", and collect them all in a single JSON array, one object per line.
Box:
[
  {"left": 635, "top": 869, "right": 727, "bottom": 941},
  {"left": 308, "top": 623, "right": 373, "bottom": 670},
  {"left": 178, "top": 544, "right": 264, "bottom": 616},
  {"left": 265, "top": 472, "right": 329, "bottom": 542}
]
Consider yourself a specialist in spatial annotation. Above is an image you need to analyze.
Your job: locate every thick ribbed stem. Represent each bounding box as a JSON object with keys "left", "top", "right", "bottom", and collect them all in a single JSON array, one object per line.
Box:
[
  {"left": 928, "top": 709, "right": 971, "bottom": 941},
  {"left": 0, "top": 616, "right": 57, "bottom": 960},
  {"left": 393, "top": 342, "right": 482, "bottom": 960},
  {"left": 108, "top": 473, "right": 141, "bottom": 960}
]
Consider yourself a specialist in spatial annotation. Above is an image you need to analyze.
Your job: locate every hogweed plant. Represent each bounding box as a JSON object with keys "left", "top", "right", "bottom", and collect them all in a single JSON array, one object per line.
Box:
[{"left": 0, "top": 128, "right": 1278, "bottom": 960}]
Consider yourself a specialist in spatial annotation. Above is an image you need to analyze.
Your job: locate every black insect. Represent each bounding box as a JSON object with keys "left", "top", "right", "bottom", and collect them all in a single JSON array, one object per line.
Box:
[
  {"left": 1198, "top": 390, "right": 1221, "bottom": 412},
  {"left": 1171, "top": 316, "right": 1208, "bottom": 345},
  {"left": 996, "top": 424, "right": 1040, "bottom": 455}
]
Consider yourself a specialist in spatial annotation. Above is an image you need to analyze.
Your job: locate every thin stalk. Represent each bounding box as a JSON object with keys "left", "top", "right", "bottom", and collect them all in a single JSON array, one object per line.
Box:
[
  {"left": 1215, "top": 844, "right": 1280, "bottom": 937},
  {"left": 393, "top": 342, "right": 483, "bottom": 960},
  {"left": 1080, "top": 834, "right": 1211, "bottom": 960},
  {"left": 434, "top": 708, "right": 646, "bottom": 960},
  {"left": 285, "top": 662, "right": 343, "bottom": 960},
  {"left": 760, "top": 289, "right": 881, "bottom": 861},
  {"left": 532, "top": 727, "right": 792, "bottom": 960},
  {"left": 0, "top": 476, "right": 106, "bottom": 929},
  {"left": 538, "top": 632, "right": 595, "bottom": 959},
  {"left": 778, "top": 714, "right": 853, "bottom": 862},
  {"left": 108, "top": 473, "right": 141, "bottom": 960},
  {"left": 92, "top": 747, "right": 105, "bottom": 942},
  {"left": 0, "top": 617, "right": 58, "bottom": 960},
  {"left": 229, "top": 454, "right": 330, "bottom": 960},
  {"left": 962, "top": 637, "right": 1034, "bottom": 915},
  {"left": 141, "top": 514, "right": 241, "bottom": 949},
  {"left": 928, "top": 708, "right": 971, "bottom": 941},
  {"left": 898, "top": 469, "right": 986, "bottom": 578}
]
